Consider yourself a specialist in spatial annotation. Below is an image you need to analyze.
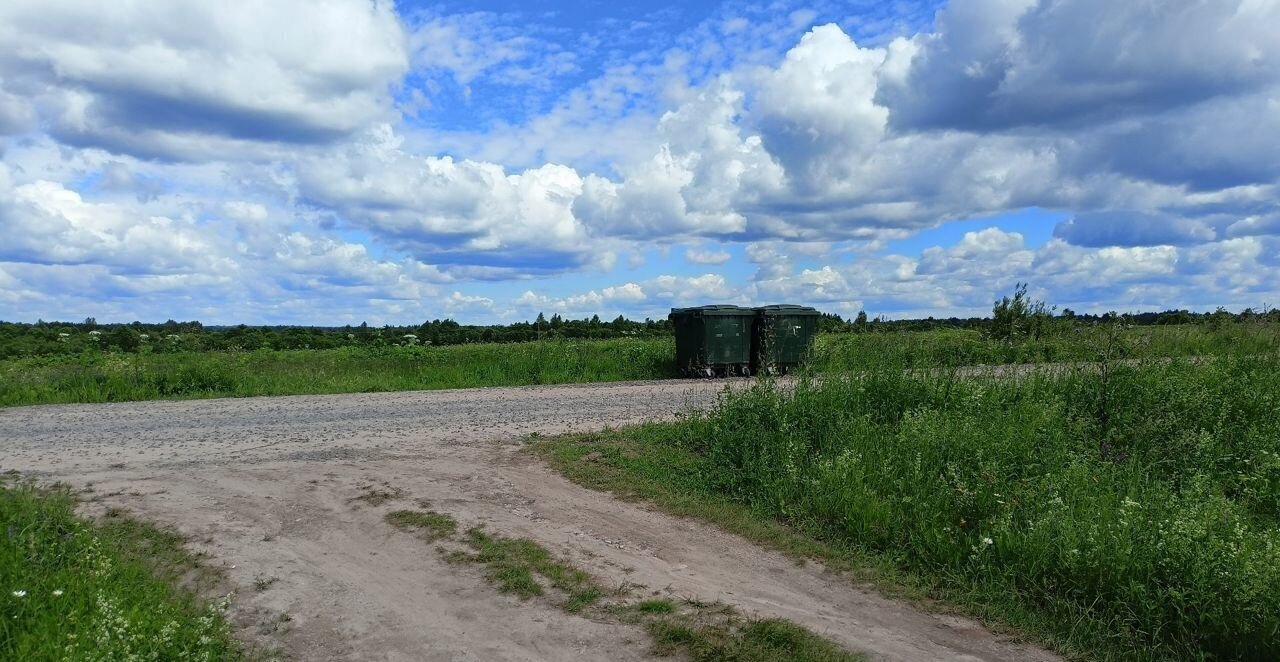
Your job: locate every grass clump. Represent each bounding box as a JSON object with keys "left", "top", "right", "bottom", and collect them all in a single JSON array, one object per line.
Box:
[
  {"left": 636, "top": 598, "right": 675, "bottom": 614},
  {"left": 384, "top": 510, "right": 457, "bottom": 542},
  {"left": 535, "top": 344, "right": 1280, "bottom": 661},
  {"left": 461, "top": 528, "right": 603, "bottom": 612},
  {"left": 0, "top": 482, "right": 239, "bottom": 661},
  {"left": 646, "top": 615, "right": 861, "bottom": 661}
]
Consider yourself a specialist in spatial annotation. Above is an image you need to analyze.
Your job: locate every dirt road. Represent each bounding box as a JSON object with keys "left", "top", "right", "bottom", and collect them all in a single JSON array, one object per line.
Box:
[{"left": 1, "top": 381, "right": 1056, "bottom": 661}]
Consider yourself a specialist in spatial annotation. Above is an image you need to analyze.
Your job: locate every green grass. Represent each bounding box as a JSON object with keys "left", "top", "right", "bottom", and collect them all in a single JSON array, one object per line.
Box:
[
  {"left": 810, "top": 320, "right": 1280, "bottom": 370},
  {"left": 384, "top": 510, "right": 457, "bottom": 542},
  {"left": 647, "top": 616, "right": 861, "bottom": 662},
  {"left": 0, "top": 337, "right": 675, "bottom": 407},
  {"left": 636, "top": 598, "right": 676, "bottom": 614},
  {"left": 460, "top": 527, "right": 603, "bottom": 611},
  {"left": 0, "top": 481, "right": 240, "bottom": 661},
  {"left": 534, "top": 342, "right": 1280, "bottom": 661}
]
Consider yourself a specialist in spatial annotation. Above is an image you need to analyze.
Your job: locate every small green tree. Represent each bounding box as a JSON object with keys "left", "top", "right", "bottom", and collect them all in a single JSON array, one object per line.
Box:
[
  {"left": 990, "top": 283, "right": 1054, "bottom": 341},
  {"left": 107, "top": 326, "right": 142, "bottom": 353}
]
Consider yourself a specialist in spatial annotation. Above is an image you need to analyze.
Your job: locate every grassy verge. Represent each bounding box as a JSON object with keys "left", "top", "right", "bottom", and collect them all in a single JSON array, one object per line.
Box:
[
  {"left": 531, "top": 351, "right": 1280, "bottom": 661},
  {"left": 382, "top": 507, "right": 862, "bottom": 661},
  {"left": 0, "top": 480, "right": 240, "bottom": 660},
  {"left": 0, "top": 338, "right": 674, "bottom": 407},
  {"left": 811, "top": 320, "right": 1279, "bottom": 369}
]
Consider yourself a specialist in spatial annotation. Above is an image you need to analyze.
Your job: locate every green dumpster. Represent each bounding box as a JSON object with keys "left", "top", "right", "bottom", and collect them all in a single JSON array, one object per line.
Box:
[
  {"left": 669, "top": 305, "right": 754, "bottom": 377},
  {"left": 752, "top": 304, "right": 820, "bottom": 374}
]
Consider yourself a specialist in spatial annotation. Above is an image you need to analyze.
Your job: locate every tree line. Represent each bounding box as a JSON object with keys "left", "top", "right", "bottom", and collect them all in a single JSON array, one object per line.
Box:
[
  {"left": 2, "top": 298, "right": 1275, "bottom": 359},
  {"left": 0, "top": 315, "right": 673, "bottom": 359}
]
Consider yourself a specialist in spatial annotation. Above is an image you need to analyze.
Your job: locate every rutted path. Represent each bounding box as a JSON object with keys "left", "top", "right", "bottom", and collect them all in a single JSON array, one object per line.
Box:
[{"left": 1, "top": 381, "right": 1057, "bottom": 661}]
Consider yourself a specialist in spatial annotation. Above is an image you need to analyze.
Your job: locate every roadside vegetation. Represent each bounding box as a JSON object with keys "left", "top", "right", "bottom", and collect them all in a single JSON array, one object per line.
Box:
[
  {"left": 0, "top": 338, "right": 674, "bottom": 407},
  {"left": 533, "top": 301, "right": 1280, "bottom": 661},
  {"left": 0, "top": 480, "right": 240, "bottom": 661}
]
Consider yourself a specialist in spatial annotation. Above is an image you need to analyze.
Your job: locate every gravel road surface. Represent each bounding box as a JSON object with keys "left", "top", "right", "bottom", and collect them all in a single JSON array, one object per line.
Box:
[{"left": 1, "top": 380, "right": 1056, "bottom": 662}]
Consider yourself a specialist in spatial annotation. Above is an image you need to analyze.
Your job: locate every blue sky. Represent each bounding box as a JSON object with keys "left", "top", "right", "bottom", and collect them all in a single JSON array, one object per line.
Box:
[{"left": 1, "top": 0, "right": 1278, "bottom": 325}]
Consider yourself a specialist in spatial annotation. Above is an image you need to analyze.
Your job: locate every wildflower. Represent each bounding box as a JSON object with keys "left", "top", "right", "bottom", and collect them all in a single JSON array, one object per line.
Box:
[
  {"left": 53, "top": 589, "right": 64, "bottom": 597},
  {"left": 12, "top": 590, "right": 26, "bottom": 598},
  {"left": 981, "top": 537, "right": 994, "bottom": 546}
]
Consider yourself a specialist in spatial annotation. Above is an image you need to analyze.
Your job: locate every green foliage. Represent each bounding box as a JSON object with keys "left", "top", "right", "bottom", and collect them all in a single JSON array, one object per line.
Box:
[
  {"left": 460, "top": 528, "right": 602, "bottom": 611},
  {"left": 646, "top": 615, "right": 862, "bottom": 661},
  {"left": 0, "top": 315, "right": 673, "bottom": 360},
  {"left": 384, "top": 510, "right": 457, "bottom": 542},
  {"left": 635, "top": 598, "right": 675, "bottom": 614},
  {"left": 0, "top": 338, "right": 675, "bottom": 407},
  {"left": 636, "top": 347, "right": 1280, "bottom": 659},
  {"left": 810, "top": 319, "right": 1280, "bottom": 370},
  {"left": 538, "top": 325, "right": 1280, "bottom": 661},
  {"left": 990, "top": 282, "right": 1055, "bottom": 340},
  {"left": 0, "top": 483, "right": 239, "bottom": 661}
]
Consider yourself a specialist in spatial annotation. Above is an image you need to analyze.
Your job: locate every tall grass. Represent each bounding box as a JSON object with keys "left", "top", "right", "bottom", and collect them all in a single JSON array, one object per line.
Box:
[
  {"left": 0, "top": 483, "right": 239, "bottom": 660},
  {"left": 652, "top": 338, "right": 1280, "bottom": 659},
  {"left": 0, "top": 338, "right": 674, "bottom": 407},
  {"left": 811, "top": 321, "right": 1279, "bottom": 369}
]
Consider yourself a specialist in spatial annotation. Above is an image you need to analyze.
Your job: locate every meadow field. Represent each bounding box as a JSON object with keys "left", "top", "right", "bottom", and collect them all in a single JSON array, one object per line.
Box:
[
  {"left": 1, "top": 319, "right": 1274, "bottom": 407},
  {"left": 0, "top": 338, "right": 675, "bottom": 407},
  {"left": 536, "top": 319, "right": 1280, "bottom": 661}
]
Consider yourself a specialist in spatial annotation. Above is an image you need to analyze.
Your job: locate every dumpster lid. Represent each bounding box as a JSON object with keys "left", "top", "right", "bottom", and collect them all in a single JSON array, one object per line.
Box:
[
  {"left": 670, "top": 304, "right": 753, "bottom": 316},
  {"left": 754, "top": 304, "right": 820, "bottom": 316}
]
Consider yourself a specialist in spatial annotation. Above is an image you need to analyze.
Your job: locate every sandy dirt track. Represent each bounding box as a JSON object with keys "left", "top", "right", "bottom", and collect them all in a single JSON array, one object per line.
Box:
[{"left": 2, "top": 381, "right": 1057, "bottom": 661}]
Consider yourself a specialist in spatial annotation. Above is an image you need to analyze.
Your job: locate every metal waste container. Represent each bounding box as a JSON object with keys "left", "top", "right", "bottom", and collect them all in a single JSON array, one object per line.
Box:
[
  {"left": 669, "top": 305, "right": 754, "bottom": 377},
  {"left": 752, "top": 305, "right": 820, "bottom": 374}
]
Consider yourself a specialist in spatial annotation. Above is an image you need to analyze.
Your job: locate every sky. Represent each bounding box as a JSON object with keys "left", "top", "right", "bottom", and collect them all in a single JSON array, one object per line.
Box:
[{"left": 1, "top": 0, "right": 1278, "bottom": 325}]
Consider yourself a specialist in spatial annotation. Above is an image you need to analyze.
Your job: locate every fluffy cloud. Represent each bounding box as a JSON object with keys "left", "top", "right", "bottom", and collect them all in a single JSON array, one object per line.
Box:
[
  {"left": 559, "top": 4, "right": 1280, "bottom": 247},
  {"left": 0, "top": 0, "right": 406, "bottom": 159},
  {"left": 0, "top": 179, "right": 234, "bottom": 275},
  {"left": 685, "top": 246, "right": 732, "bottom": 265},
  {"left": 298, "top": 124, "right": 604, "bottom": 273},
  {"left": 878, "top": 0, "right": 1280, "bottom": 131},
  {"left": 514, "top": 281, "right": 646, "bottom": 314}
]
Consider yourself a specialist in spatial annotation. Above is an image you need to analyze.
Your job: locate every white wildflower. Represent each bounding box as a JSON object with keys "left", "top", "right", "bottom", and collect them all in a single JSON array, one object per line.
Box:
[
  {"left": 52, "top": 589, "right": 64, "bottom": 597},
  {"left": 981, "top": 537, "right": 994, "bottom": 546},
  {"left": 12, "top": 590, "right": 26, "bottom": 598}
]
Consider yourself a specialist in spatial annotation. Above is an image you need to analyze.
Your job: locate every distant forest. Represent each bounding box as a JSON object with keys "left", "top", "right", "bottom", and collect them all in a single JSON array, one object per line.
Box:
[{"left": 1, "top": 307, "right": 1276, "bottom": 359}]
